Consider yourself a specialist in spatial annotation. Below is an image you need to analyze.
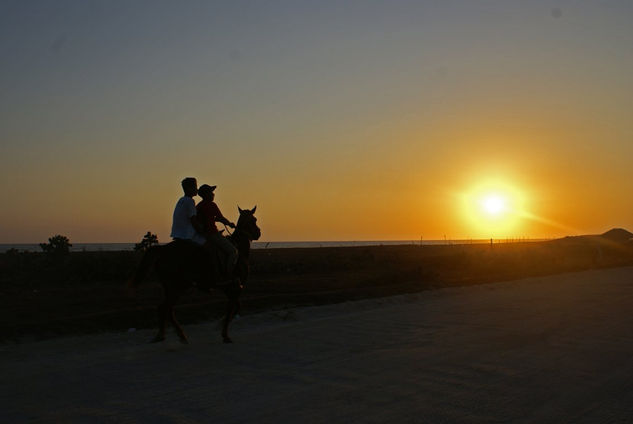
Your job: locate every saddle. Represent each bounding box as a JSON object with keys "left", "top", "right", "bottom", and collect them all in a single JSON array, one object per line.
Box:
[{"left": 168, "top": 237, "right": 235, "bottom": 290}]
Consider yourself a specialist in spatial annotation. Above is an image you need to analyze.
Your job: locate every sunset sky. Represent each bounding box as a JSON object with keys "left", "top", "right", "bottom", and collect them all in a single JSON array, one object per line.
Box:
[{"left": 1, "top": 1, "right": 632, "bottom": 243}]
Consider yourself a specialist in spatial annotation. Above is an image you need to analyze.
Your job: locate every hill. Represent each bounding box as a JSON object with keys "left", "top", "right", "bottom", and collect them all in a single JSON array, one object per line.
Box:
[
  {"left": 601, "top": 228, "right": 633, "bottom": 242},
  {"left": 552, "top": 228, "right": 633, "bottom": 245}
]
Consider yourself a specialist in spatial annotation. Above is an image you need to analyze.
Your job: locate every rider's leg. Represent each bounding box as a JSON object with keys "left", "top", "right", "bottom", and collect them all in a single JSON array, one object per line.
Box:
[
  {"left": 210, "top": 233, "right": 238, "bottom": 278},
  {"left": 199, "top": 239, "right": 219, "bottom": 289}
]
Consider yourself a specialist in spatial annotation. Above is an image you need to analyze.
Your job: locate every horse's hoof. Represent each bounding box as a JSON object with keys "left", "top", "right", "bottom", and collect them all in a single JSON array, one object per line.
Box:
[
  {"left": 150, "top": 335, "right": 165, "bottom": 343},
  {"left": 179, "top": 337, "right": 190, "bottom": 345},
  {"left": 223, "top": 337, "right": 233, "bottom": 344}
]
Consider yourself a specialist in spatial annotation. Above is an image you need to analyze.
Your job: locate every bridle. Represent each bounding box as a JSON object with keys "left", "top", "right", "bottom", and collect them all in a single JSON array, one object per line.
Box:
[{"left": 225, "top": 220, "right": 258, "bottom": 242}]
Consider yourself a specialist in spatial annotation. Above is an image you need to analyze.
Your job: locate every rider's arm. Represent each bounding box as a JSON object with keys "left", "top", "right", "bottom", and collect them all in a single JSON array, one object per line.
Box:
[
  {"left": 190, "top": 215, "right": 206, "bottom": 235},
  {"left": 216, "top": 213, "right": 235, "bottom": 228},
  {"left": 213, "top": 204, "right": 236, "bottom": 228}
]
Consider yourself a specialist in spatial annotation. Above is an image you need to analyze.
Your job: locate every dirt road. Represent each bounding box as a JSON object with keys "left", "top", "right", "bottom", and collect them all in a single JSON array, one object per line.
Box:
[{"left": 3, "top": 267, "right": 633, "bottom": 423}]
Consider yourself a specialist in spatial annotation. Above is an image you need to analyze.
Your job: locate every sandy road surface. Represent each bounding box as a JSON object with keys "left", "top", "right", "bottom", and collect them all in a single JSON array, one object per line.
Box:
[{"left": 2, "top": 267, "right": 633, "bottom": 423}]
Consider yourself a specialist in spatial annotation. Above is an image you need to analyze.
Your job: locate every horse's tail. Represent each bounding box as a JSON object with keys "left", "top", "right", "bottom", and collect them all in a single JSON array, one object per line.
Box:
[{"left": 128, "top": 245, "right": 163, "bottom": 288}]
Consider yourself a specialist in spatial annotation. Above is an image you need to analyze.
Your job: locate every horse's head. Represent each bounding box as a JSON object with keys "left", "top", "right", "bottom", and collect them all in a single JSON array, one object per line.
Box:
[{"left": 236, "top": 206, "right": 261, "bottom": 241}]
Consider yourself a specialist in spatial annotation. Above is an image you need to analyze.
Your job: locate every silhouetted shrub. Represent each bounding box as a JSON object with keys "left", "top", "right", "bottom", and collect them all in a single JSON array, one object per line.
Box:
[
  {"left": 134, "top": 232, "right": 159, "bottom": 252},
  {"left": 40, "top": 235, "right": 72, "bottom": 255}
]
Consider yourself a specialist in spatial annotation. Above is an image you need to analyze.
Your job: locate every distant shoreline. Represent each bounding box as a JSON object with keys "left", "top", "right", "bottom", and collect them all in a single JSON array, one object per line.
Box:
[{"left": 0, "top": 238, "right": 550, "bottom": 253}]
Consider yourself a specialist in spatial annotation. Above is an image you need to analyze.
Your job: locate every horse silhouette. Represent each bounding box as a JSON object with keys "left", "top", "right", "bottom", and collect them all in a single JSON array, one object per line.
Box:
[{"left": 130, "top": 206, "right": 261, "bottom": 343}]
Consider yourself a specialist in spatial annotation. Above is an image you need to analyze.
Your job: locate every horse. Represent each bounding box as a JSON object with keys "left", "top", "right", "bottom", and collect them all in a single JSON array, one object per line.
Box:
[{"left": 129, "top": 206, "right": 261, "bottom": 344}]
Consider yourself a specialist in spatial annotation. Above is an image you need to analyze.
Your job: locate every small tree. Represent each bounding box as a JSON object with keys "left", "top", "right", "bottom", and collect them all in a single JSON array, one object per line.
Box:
[
  {"left": 40, "top": 235, "right": 72, "bottom": 254},
  {"left": 135, "top": 231, "right": 159, "bottom": 252}
]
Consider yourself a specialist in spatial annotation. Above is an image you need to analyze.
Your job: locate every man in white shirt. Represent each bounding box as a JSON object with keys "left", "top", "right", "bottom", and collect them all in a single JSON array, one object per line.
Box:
[{"left": 170, "top": 177, "right": 205, "bottom": 244}]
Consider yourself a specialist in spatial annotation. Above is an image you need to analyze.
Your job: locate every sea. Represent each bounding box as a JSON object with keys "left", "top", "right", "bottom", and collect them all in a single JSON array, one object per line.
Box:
[{"left": 0, "top": 239, "right": 543, "bottom": 253}]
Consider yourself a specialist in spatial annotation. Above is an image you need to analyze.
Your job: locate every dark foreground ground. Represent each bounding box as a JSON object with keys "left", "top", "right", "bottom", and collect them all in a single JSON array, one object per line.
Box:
[{"left": 1, "top": 236, "right": 632, "bottom": 342}]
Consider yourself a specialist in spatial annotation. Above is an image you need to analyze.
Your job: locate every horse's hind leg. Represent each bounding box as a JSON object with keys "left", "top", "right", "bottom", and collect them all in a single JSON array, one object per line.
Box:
[
  {"left": 221, "top": 300, "right": 235, "bottom": 343},
  {"left": 221, "top": 284, "right": 241, "bottom": 343},
  {"left": 150, "top": 302, "right": 168, "bottom": 343},
  {"left": 163, "top": 285, "right": 188, "bottom": 344},
  {"left": 151, "top": 284, "right": 185, "bottom": 343},
  {"left": 169, "top": 306, "right": 189, "bottom": 344}
]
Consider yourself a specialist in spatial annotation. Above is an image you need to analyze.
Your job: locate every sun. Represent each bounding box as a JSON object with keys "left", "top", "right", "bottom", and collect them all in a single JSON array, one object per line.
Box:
[
  {"left": 480, "top": 194, "right": 507, "bottom": 216},
  {"left": 461, "top": 180, "right": 526, "bottom": 236}
]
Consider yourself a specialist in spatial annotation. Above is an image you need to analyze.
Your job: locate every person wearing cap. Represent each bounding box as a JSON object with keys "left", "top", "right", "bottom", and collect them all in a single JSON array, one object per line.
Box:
[
  {"left": 196, "top": 184, "right": 238, "bottom": 280},
  {"left": 170, "top": 177, "right": 205, "bottom": 245}
]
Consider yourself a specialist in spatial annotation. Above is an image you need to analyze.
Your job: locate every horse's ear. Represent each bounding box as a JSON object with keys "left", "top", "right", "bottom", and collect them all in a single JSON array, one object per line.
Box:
[
  {"left": 238, "top": 206, "right": 243, "bottom": 213},
  {"left": 251, "top": 205, "right": 257, "bottom": 213}
]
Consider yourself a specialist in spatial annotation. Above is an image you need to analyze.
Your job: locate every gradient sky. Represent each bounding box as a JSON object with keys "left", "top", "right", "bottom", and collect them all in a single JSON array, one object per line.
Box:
[{"left": 1, "top": 0, "right": 632, "bottom": 243}]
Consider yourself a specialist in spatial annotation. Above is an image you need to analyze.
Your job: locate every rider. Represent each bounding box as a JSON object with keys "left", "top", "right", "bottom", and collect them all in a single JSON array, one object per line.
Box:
[
  {"left": 170, "top": 177, "right": 205, "bottom": 245},
  {"left": 196, "top": 184, "right": 238, "bottom": 281}
]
